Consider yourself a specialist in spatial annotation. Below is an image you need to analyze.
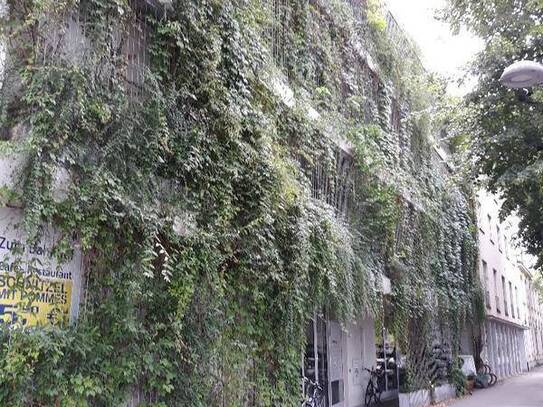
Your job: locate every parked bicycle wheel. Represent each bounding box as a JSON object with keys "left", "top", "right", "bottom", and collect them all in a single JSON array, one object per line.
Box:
[
  {"left": 364, "top": 374, "right": 381, "bottom": 406},
  {"left": 301, "top": 377, "right": 325, "bottom": 407},
  {"left": 479, "top": 363, "right": 497, "bottom": 387},
  {"left": 488, "top": 372, "right": 497, "bottom": 387},
  {"left": 315, "top": 392, "right": 326, "bottom": 407},
  {"left": 364, "top": 380, "right": 375, "bottom": 407}
]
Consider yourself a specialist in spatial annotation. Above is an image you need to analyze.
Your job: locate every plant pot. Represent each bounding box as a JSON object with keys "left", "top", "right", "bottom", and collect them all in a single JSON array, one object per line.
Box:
[
  {"left": 466, "top": 378, "right": 475, "bottom": 392},
  {"left": 433, "top": 384, "right": 456, "bottom": 403},
  {"left": 399, "top": 389, "right": 431, "bottom": 407}
]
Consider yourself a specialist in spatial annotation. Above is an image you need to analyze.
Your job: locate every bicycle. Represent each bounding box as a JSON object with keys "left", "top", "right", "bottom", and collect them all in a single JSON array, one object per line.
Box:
[
  {"left": 301, "top": 376, "right": 325, "bottom": 407},
  {"left": 364, "top": 367, "right": 383, "bottom": 407},
  {"left": 478, "top": 363, "right": 497, "bottom": 387}
]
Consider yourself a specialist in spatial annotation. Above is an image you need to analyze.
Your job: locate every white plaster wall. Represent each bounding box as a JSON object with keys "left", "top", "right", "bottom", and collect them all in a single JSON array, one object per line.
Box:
[
  {"left": 459, "top": 327, "right": 474, "bottom": 355},
  {"left": 343, "top": 316, "right": 375, "bottom": 407}
]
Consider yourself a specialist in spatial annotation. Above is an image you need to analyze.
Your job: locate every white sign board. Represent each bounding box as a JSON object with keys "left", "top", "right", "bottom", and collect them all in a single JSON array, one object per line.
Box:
[{"left": 459, "top": 354, "right": 477, "bottom": 376}]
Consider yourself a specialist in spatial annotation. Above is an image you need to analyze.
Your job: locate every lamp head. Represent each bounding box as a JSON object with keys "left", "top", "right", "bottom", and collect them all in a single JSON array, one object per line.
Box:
[{"left": 500, "top": 60, "right": 543, "bottom": 88}]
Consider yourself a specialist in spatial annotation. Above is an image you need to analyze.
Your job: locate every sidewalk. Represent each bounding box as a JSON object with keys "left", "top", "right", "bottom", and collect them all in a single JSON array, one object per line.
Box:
[{"left": 448, "top": 366, "right": 543, "bottom": 406}]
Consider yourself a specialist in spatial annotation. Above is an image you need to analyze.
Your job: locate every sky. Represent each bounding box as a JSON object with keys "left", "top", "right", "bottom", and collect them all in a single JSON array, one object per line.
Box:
[{"left": 386, "top": 0, "right": 484, "bottom": 96}]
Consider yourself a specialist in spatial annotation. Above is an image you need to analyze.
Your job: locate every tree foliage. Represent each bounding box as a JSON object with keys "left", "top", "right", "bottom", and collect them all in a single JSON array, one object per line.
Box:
[{"left": 443, "top": 0, "right": 543, "bottom": 268}]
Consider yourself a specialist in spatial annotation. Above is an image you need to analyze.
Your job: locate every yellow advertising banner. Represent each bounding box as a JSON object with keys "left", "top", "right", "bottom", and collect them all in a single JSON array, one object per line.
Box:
[
  {"left": 0, "top": 272, "right": 72, "bottom": 327},
  {"left": 0, "top": 207, "right": 82, "bottom": 328}
]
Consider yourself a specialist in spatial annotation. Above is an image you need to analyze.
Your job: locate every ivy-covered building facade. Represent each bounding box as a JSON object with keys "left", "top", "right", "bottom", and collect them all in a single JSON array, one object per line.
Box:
[{"left": 0, "top": 1, "right": 483, "bottom": 406}]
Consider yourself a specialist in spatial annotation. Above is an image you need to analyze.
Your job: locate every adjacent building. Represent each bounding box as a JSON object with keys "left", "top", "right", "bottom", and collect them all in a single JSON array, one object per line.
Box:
[
  {"left": 520, "top": 259, "right": 543, "bottom": 369},
  {"left": 476, "top": 190, "right": 543, "bottom": 378}
]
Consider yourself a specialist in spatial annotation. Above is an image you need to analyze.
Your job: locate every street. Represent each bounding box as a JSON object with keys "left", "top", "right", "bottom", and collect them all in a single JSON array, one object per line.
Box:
[{"left": 449, "top": 367, "right": 543, "bottom": 407}]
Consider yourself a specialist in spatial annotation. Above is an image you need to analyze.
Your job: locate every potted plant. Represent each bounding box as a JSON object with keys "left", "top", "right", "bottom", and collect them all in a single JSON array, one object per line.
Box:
[{"left": 449, "top": 367, "right": 467, "bottom": 397}]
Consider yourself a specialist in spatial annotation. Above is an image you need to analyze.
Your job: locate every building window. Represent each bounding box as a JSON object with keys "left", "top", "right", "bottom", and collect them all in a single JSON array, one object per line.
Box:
[
  {"left": 482, "top": 260, "right": 491, "bottom": 308},
  {"left": 504, "top": 235, "right": 509, "bottom": 258},
  {"left": 496, "top": 225, "right": 502, "bottom": 251},
  {"left": 503, "top": 276, "right": 508, "bottom": 316},
  {"left": 477, "top": 202, "right": 484, "bottom": 233},
  {"left": 309, "top": 149, "right": 353, "bottom": 219},
  {"left": 488, "top": 214, "right": 494, "bottom": 243},
  {"left": 122, "top": 13, "right": 150, "bottom": 98},
  {"left": 509, "top": 281, "right": 515, "bottom": 318},
  {"left": 390, "top": 98, "right": 401, "bottom": 134},
  {"left": 515, "top": 286, "right": 520, "bottom": 320},
  {"left": 369, "top": 68, "right": 380, "bottom": 102},
  {"left": 494, "top": 269, "right": 500, "bottom": 313}
]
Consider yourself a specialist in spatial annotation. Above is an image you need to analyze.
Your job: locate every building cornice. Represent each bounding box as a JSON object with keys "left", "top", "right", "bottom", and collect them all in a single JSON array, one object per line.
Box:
[{"left": 487, "top": 314, "right": 529, "bottom": 330}]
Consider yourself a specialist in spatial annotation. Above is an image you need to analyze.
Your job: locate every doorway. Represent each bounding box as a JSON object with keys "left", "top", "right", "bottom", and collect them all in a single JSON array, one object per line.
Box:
[
  {"left": 328, "top": 320, "right": 345, "bottom": 407},
  {"left": 303, "top": 314, "right": 329, "bottom": 405},
  {"left": 302, "top": 314, "right": 346, "bottom": 407}
]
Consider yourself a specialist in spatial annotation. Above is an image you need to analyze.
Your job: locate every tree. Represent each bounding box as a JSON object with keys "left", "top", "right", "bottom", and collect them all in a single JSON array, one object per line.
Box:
[{"left": 443, "top": 0, "right": 543, "bottom": 268}]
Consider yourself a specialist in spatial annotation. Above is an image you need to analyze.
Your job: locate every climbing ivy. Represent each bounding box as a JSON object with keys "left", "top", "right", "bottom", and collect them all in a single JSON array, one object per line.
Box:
[{"left": 0, "top": 0, "right": 482, "bottom": 405}]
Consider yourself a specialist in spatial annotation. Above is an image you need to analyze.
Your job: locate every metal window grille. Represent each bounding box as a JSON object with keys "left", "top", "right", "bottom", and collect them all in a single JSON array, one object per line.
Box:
[
  {"left": 370, "top": 68, "right": 380, "bottom": 101},
  {"left": 122, "top": 4, "right": 151, "bottom": 98},
  {"left": 70, "top": 0, "right": 159, "bottom": 98},
  {"left": 385, "top": 11, "right": 423, "bottom": 68},
  {"left": 309, "top": 148, "right": 354, "bottom": 219},
  {"left": 345, "top": 0, "right": 366, "bottom": 21},
  {"left": 390, "top": 98, "right": 401, "bottom": 134},
  {"left": 263, "top": 0, "right": 289, "bottom": 69},
  {"left": 125, "top": 20, "right": 149, "bottom": 86}
]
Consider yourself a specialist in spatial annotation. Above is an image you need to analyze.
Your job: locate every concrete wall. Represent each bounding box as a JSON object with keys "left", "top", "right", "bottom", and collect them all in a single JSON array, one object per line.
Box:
[
  {"left": 0, "top": 1, "right": 5, "bottom": 80},
  {"left": 524, "top": 328, "right": 543, "bottom": 369},
  {"left": 483, "top": 319, "right": 526, "bottom": 379}
]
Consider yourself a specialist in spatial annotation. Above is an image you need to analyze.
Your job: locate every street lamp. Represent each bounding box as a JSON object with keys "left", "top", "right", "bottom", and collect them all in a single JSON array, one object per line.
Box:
[{"left": 500, "top": 60, "right": 543, "bottom": 88}]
